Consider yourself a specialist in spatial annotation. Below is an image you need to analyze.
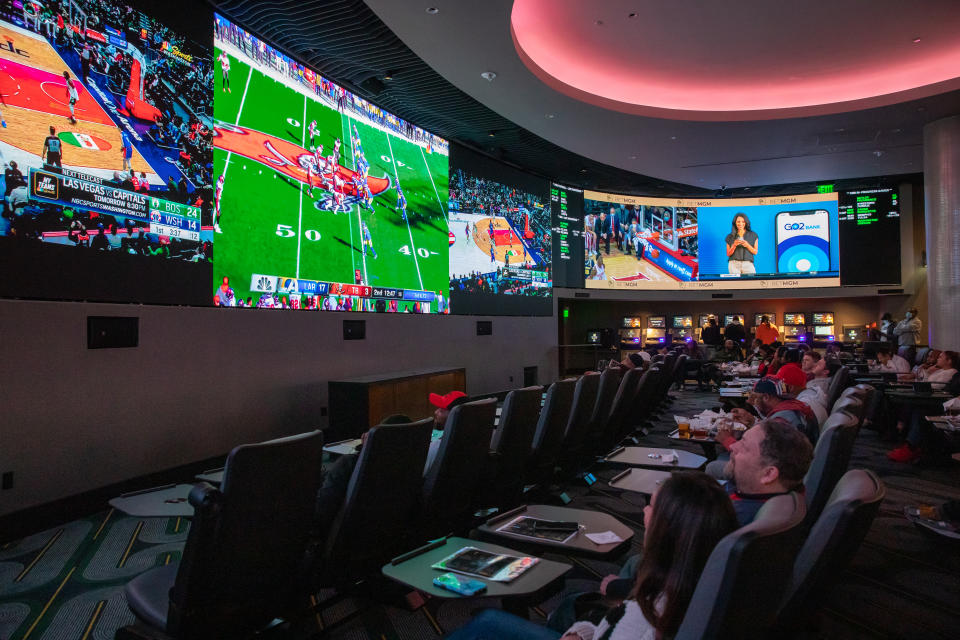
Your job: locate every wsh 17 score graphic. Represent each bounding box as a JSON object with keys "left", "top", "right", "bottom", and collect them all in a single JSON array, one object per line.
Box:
[{"left": 551, "top": 183, "right": 585, "bottom": 288}]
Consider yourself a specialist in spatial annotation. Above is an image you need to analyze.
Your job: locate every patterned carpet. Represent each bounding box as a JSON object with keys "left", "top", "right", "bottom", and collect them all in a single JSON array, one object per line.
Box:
[{"left": 1, "top": 388, "right": 958, "bottom": 639}]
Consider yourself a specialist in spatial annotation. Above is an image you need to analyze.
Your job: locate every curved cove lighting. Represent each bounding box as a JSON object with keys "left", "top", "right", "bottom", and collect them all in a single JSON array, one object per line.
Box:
[{"left": 510, "top": 0, "right": 960, "bottom": 121}]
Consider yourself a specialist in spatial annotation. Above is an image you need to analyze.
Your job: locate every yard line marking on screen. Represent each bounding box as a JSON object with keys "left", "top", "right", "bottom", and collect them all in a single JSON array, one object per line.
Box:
[
  {"left": 341, "top": 114, "right": 357, "bottom": 277},
  {"left": 419, "top": 144, "right": 445, "bottom": 221},
  {"left": 220, "top": 64, "right": 254, "bottom": 185},
  {"left": 345, "top": 113, "right": 368, "bottom": 286},
  {"left": 295, "top": 94, "right": 307, "bottom": 278},
  {"left": 385, "top": 132, "right": 423, "bottom": 290}
]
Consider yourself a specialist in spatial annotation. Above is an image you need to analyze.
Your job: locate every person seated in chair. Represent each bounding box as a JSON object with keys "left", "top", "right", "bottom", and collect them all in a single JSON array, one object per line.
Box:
[
  {"left": 697, "top": 340, "right": 742, "bottom": 391},
  {"left": 729, "top": 377, "right": 819, "bottom": 445},
  {"left": 874, "top": 345, "right": 911, "bottom": 373},
  {"left": 450, "top": 472, "right": 739, "bottom": 640},
  {"left": 548, "top": 418, "right": 813, "bottom": 632},
  {"left": 423, "top": 390, "right": 471, "bottom": 473}
]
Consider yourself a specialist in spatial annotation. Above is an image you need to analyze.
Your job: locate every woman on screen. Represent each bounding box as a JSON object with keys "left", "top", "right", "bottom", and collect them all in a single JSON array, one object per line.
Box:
[{"left": 725, "top": 213, "right": 759, "bottom": 276}]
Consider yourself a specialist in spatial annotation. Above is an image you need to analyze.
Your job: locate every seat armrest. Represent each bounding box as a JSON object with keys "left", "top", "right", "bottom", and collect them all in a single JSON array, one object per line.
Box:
[{"left": 188, "top": 482, "right": 223, "bottom": 508}]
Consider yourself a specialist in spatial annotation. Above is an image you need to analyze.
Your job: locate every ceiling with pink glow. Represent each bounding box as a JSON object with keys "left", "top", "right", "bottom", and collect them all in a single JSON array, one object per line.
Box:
[
  {"left": 366, "top": 0, "right": 960, "bottom": 188},
  {"left": 511, "top": 0, "right": 960, "bottom": 120}
]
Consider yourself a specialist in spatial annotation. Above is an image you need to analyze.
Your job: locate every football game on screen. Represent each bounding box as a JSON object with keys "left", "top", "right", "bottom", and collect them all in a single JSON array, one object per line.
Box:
[{"left": 212, "top": 14, "right": 450, "bottom": 312}]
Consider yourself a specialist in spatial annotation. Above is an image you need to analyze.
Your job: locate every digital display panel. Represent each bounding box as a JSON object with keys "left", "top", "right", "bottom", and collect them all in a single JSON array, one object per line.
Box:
[
  {"left": 838, "top": 186, "right": 901, "bottom": 286},
  {"left": 648, "top": 316, "right": 666, "bottom": 329},
  {"left": 814, "top": 326, "right": 834, "bottom": 336},
  {"left": 213, "top": 14, "right": 449, "bottom": 311},
  {"left": 581, "top": 191, "right": 839, "bottom": 290},
  {"left": 551, "top": 182, "right": 584, "bottom": 288},
  {"left": 586, "top": 330, "right": 602, "bottom": 344},
  {"left": 623, "top": 316, "right": 643, "bottom": 328},
  {"left": 754, "top": 313, "right": 776, "bottom": 325},
  {"left": 723, "top": 314, "right": 745, "bottom": 326},
  {"left": 784, "top": 326, "right": 805, "bottom": 337},
  {"left": 843, "top": 326, "right": 865, "bottom": 342},
  {"left": 448, "top": 144, "right": 551, "bottom": 315},
  {"left": 672, "top": 315, "right": 693, "bottom": 328},
  {"left": 0, "top": 1, "right": 214, "bottom": 304},
  {"left": 812, "top": 312, "right": 835, "bottom": 325},
  {"left": 698, "top": 314, "right": 715, "bottom": 327},
  {"left": 784, "top": 313, "right": 806, "bottom": 326}
]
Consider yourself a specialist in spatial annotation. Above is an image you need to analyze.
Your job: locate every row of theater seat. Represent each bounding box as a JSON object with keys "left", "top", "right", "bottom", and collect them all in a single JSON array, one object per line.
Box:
[{"left": 116, "top": 358, "right": 882, "bottom": 639}]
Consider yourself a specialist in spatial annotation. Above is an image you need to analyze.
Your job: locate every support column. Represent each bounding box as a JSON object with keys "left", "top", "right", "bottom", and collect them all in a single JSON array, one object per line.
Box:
[{"left": 922, "top": 116, "right": 960, "bottom": 351}]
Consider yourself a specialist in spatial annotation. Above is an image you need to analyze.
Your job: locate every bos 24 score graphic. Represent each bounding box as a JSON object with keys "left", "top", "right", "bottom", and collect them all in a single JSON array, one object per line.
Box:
[{"left": 211, "top": 14, "right": 450, "bottom": 311}]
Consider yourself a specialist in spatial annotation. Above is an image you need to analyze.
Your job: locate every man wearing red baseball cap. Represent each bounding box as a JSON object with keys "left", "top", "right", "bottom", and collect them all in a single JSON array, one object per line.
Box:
[{"left": 424, "top": 390, "right": 471, "bottom": 472}]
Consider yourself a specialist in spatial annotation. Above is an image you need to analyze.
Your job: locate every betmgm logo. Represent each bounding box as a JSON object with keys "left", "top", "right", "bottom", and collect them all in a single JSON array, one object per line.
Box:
[{"left": 33, "top": 172, "right": 59, "bottom": 199}]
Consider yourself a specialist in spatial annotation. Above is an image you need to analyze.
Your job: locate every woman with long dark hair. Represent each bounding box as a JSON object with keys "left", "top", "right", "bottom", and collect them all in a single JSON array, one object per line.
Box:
[
  {"left": 725, "top": 212, "right": 759, "bottom": 276},
  {"left": 444, "top": 472, "right": 739, "bottom": 640}
]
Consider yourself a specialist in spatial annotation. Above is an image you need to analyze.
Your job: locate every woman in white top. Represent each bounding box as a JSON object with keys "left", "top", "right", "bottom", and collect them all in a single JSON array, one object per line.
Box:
[{"left": 445, "top": 472, "right": 739, "bottom": 640}]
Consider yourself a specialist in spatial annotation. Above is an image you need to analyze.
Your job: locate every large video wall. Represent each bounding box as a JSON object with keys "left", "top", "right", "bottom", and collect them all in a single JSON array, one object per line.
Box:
[{"left": 0, "top": 1, "right": 904, "bottom": 313}]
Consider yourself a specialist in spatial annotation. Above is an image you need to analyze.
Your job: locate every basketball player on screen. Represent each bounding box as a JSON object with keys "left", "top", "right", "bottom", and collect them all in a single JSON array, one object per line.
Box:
[{"left": 63, "top": 71, "right": 78, "bottom": 124}]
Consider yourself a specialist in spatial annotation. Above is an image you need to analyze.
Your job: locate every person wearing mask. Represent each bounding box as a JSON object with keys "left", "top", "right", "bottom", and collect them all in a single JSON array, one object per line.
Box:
[
  {"left": 755, "top": 315, "right": 780, "bottom": 345},
  {"left": 879, "top": 313, "right": 896, "bottom": 343},
  {"left": 449, "top": 472, "right": 739, "bottom": 640},
  {"left": 893, "top": 308, "right": 922, "bottom": 365},
  {"left": 730, "top": 377, "right": 819, "bottom": 445},
  {"left": 875, "top": 346, "right": 911, "bottom": 374}
]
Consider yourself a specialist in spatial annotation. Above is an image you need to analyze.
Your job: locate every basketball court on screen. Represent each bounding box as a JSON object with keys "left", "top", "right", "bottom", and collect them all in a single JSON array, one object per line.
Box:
[{"left": 0, "top": 22, "right": 160, "bottom": 183}]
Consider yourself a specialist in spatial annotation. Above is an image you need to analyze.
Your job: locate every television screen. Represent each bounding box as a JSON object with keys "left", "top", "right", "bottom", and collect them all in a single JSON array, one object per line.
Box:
[
  {"left": 814, "top": 326, "right": 834, "bottom": 336},
  {"left": 648, "top": 316, "right": 666, "bottom": 328},
  {"left": 672, "top": 315, "right": 693, "bottom": 328},
  {"left": 812, "top": 312, "right": 834, "bottom": 325},
  {"left": 754, "top": 313, "right": 776, "bottom": 325},
  {"left": 448, "top": 144, "right": 551, "bottom": 315},
  {"left": 212, "top": 14, "right": 449, "bottom": 312},
  {"left": 0, "top": 1, "right": 214, "bottom": 304},
  {"left": 784, "top": 313, "right": 806, "bottom": 326},
  {"left": 586, "top": 329, "right": 602, "bottom": 344},
  {"left": 838, "top": 186, "right": 901, "bottom": 286},
  {"left": 784, "top": 326, "right": 804, "bottom": 337},
  {"left": 623, "top": 316, "right": 643, "bottom": 328},
  {"left": 723, "top": 314, "right": 745, "bottom": 326},
  {"left": 698, "top": 314, "right": 715, "bottom": 327},
  {"left": 551, "top": 183, "right": 584, "bottom": 288},
  {"left": 581, "top": 191, "right": 839, "bottom": 290},
  {"left": 843, "top": 326, "right": 865, "bottom": 342}
]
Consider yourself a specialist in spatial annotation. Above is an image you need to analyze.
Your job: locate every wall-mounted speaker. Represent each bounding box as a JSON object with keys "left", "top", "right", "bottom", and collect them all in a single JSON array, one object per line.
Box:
[
  {"left": 87, "top": 316, "right": 139, "bottom": 349},
  {"left": 477, "top": 321, "right": 493, "bottom": 336},
  {"left": 343, "top": 319, "right": 366, "bottom": 340}
]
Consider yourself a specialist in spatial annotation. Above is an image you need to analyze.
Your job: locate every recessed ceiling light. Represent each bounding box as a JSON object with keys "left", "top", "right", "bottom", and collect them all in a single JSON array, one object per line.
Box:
[
  {"left": 912, "top": 37, "right": 921, "bottom": 43},
  {"left": 629, "top": 155, "right": 637, "bottom": 160},
  {"left": 670, "top": 135, "right": 677, "bottom": 140},
  {"left": 488, "top": 131, "right": 496, "bottom": 137},
  {"left": 580, "top": 168, "right": 588, "bottom": 173},
  {"left": 628, "top": 12, "right": 638, "bottom": 18},
  {"left": 595, "top": 20, "right": 604, "bottom": 26},
  {"left": 426, "top": 7, "right": 439, "bottom": 14},
  {"left": 480, "top": 71, "right": 497, "bottom": 82},
  {"left": 545, "top": 113, "right": 555, "bottom": 119}
]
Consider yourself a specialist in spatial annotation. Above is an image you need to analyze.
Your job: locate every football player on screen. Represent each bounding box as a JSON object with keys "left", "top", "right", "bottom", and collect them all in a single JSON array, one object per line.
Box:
[
  {"left": 361, "top": 221, "right": 377, "bottom": 259},
  {"left": 331, "top": 173, "right": 347, "bottom": 215},
  {"left": 214, "top": 174, "right": 225, "bottom": 232},
  {"left": 396, "top": 184, "right": 407, "bottom": 222}
]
